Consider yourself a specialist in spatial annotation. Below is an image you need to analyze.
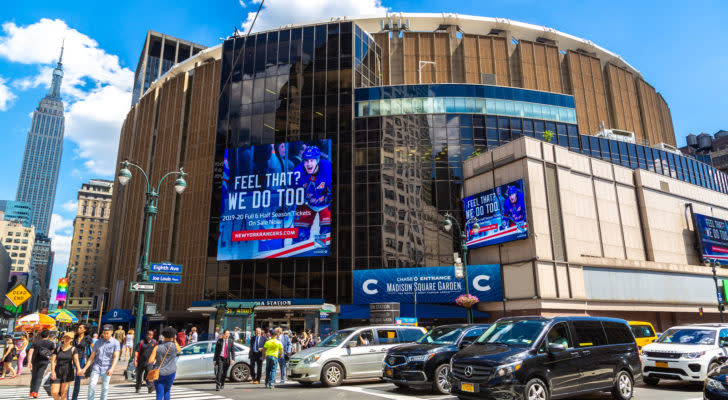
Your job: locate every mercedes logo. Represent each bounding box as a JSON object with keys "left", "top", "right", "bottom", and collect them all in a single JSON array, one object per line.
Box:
[{"left": 464, "top": 366, "right": 473, "bottom": 377}]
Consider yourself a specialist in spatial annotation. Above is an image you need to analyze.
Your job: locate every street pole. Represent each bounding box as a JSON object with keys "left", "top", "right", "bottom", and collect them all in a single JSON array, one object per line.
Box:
[
  {"left": 461, "top": 230, "right": 472, "bottom": 324},
  {"left": 711, "top": 260, "right": 725, "bottom": 322}
]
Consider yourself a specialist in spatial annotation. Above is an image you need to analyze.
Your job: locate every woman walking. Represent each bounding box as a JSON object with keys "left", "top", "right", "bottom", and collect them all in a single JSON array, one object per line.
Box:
[
  {"left": 70, "top": 323, "right": 92, "bottom": 400},
  {"left": 124, "top": 329, "right": 135, "bottom": 360},
  {"left": 148, "top": 327, "right": 181, "bottom": 400},
  {"left": 15, "top": 333, "right": 28, "bottom": 377},
  {"left": 49, "top": 332, "right": 81, "bottom": 400},
  {"left": 0, "top": 338, "right": 16, "bottom": 378}
]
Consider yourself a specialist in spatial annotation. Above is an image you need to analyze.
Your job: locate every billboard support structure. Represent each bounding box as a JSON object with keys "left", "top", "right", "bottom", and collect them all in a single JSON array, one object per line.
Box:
[{"left": 688, "top": 203, "right": 728, "bottom": 322}]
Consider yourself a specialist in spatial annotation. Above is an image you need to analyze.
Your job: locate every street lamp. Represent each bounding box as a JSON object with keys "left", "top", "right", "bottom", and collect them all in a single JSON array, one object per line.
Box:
[
  {"left": 117, "top": 160, "right": 187, "bottom": 366},
  {"left": 443, "top": 213, "right": 480, "bottom": 323},
  {"left": 708, "top": 259, "right": 726, "bottom": 322}
]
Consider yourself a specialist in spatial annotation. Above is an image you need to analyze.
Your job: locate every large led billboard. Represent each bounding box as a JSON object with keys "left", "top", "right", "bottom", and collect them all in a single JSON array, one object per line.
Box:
[
  {"left": 693, "top": 213, "right": 728, "bottom": 263},
  {"left": 218, "top": 140, "right": 332, "bottom": 260},
  {"left": 462, "top": 179, "right": 528, "bottom": 249}
]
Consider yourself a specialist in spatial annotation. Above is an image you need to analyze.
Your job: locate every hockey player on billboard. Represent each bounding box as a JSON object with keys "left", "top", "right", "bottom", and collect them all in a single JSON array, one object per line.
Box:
[{"left": 292, "top": 145, "right": 332, "bottom": 249}]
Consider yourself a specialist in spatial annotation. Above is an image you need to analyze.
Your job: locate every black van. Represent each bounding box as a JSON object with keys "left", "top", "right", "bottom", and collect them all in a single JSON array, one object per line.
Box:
[
  {"left": 382, "top": 324, "right": 491, "bottom": 394},
  {"left": 449, "top": 316, "right": 641, "bottom": 400}
]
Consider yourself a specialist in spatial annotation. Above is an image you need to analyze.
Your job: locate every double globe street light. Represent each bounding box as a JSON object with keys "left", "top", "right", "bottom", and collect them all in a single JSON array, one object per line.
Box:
[
  {"left": 117, "top": 160, "right": 187, "bottom": 364},
  {"left": 443, "top": 213, "right": 480, "bottom": 324}
]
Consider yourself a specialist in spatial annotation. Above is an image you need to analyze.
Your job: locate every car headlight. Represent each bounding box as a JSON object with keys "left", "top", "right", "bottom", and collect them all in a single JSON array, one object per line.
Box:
[
  {"left": 301, "top": 354, "right": 322, "bottom": 365},
  {"left": 494, "top": 362, "right": 522, "bottom": 377},
  {"left": 408, "top": 354, "right": 434, "bottom": 362},
  {"left": 707, "top": 377, "right": 726, "bottom": 391},
  {"left": 683, "top": 351, "right": 705, "bottom": 359}
]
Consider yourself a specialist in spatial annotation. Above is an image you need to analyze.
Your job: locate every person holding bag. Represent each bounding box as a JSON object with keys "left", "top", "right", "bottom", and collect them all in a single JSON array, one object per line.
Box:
[
  {"left": 27, "top": 329, "right": 55, "bottom": 398},
  {"left": 147, "top": 327, "right": 181, "bottom": 400}
]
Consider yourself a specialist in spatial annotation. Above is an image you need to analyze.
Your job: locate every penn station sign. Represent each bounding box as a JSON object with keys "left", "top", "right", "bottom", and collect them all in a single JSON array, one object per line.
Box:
[{"left": 353, "top": 265, "right": 502, "bottom": 304}]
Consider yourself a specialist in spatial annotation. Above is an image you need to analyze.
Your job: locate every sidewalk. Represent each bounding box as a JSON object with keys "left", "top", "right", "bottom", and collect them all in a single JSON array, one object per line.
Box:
[{"left": 0, "top": 357, "right": 132, "bottom": 387}]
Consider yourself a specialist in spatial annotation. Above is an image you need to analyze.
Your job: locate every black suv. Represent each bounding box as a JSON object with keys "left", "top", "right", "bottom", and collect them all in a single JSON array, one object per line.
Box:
[
  {"left": 449, "top": 316, "right": 641, "bottom": 400},
  {"left": 382, "top": 324, "right": 490, "bottom": 394}
]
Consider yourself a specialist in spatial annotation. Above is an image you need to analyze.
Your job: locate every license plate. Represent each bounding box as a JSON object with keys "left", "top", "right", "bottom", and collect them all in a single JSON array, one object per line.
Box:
[
  {"left": 461, "top": 383, "right": 475, "bottom": 392},
  {"left": 385, "top": 369, "right": 393, "bottom": 376},
  {"left": 656, "top": 361, "right": 668, "bottom": 368}
]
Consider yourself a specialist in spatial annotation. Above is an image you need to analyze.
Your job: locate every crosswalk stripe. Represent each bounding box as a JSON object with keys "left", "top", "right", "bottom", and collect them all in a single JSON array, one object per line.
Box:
[{"left": 0, "top": 385, "right": 234, "bottom": 400}]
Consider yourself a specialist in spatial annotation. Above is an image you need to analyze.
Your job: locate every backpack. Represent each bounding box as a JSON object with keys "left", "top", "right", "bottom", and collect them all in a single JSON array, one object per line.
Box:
[{"left": 37, "top": 344, "right": 52, "bottom": 361}]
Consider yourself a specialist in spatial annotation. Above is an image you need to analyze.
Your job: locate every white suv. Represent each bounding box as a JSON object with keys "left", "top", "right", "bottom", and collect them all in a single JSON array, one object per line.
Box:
[{"left": 642, "top": 323, "right": 728, "bottom": 385}]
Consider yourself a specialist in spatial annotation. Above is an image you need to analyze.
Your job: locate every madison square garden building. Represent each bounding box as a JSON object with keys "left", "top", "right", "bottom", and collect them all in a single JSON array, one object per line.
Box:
[{"left": 105, "top": 14, "right": 728, "bottom": 332}]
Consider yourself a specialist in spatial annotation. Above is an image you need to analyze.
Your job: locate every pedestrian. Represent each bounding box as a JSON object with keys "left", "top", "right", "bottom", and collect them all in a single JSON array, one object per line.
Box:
[
  {"left": 124, "top": 329, "right": 134, "bottom": 360},
  {"left": 299, "top": 331, "right": 308, "bottom": 348},
  {"left": 78, "top": 324, "right": 120, "bottom": 400},
  {"left": 50, "top": 331, "right": 81, "bottom": 400},
  {"left": 175, "top": 328, "right": 186, "bottom": 347},
  {"left": 147, "top": 327, "right": 181, "bottom": 400},
  {"left": 28, "top": 329, "right": 55, "bottom": 398},
  {"left": 91, "top": 333, "right": 98, "bottom": 346},
  {"left": 214, "top": 327, "right": 220, "bottom": 341},
  {"left": 134, "top": 330, "right": 157, "bottom": 394},
  {"left": 0, "top": 338, "right": 16, "bottom": 378},
  {"left": 263, "top": 330, "right": 282, "bottom": 389},
  {"left": 213, "top": 329, "right": 235, "bottom": 391},
  {"left": 70, "top": 323, "right": 93, "bottom": 400},
  {"left": 188, "top": 327, "right": 198, "bottom": 344},
  {"left": 248, "top": 328, "right": 264, "bottom": 384},
  {"left": 233, "top": 327, "right": 241, "bottom": 342},
  {"left": 15, "top": 332, "right": 28, "bottom": 376},
  {"left": 276, "top": 328, "right": 292, "bottom": 384}
]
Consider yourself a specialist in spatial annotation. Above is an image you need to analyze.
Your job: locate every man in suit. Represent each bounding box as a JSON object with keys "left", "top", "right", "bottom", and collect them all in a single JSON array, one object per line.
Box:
[
  {"left": 248, "top": 328, "right": 264, "bottom": 384},
  {"left": 213, "top": 330, "right": 236, "bottom": 391}
]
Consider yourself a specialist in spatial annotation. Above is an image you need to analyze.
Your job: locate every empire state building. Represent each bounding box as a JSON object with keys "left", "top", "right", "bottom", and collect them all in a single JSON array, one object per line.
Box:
[{"left": 16, "top": 44, "right": 66, "bottom": 236}]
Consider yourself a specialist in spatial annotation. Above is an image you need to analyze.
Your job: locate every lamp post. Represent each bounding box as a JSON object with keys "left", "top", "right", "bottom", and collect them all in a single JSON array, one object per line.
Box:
[
  {"left": 117, "top": 160, "right": 187, "bottom": 364},
  {"left": 443, "top": 213, "right": 479, "bottom": 324},
  {"left": 708, "top": 260, "right": 726, "bottom": 322}
]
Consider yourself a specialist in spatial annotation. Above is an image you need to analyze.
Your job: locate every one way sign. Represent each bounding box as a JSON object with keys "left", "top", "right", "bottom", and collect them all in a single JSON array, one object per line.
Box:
[{"left": 129, "top": 282, "right": 156, "bottom": 292}]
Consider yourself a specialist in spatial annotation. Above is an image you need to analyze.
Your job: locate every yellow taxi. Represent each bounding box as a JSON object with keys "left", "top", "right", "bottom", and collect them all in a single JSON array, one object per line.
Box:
[{"left": 628, "top": 321, "right": 658, "bottom": 351}]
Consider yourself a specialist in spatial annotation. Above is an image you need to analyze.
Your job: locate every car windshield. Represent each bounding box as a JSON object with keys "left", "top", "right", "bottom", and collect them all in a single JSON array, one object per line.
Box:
[
  {"left": 476, "top": 320, "right": 548, "bottom": 347},
  {"left": 656, "top": 328, "right": 715, "bottom": 345},
  {"left": 316, "top": 329, "right": 354, "bottom": 347},
  {"left": 416, "top": 327, "right": 464, "bottom": 345}
]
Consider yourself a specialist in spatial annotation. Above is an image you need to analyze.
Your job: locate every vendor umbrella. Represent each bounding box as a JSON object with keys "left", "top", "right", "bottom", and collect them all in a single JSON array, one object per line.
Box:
[
  {"left": 15, "top": 312, "right": 56, "bottom": 331},
  {"left": 51, "top": 310, "right": 78, "bottom": 324}
]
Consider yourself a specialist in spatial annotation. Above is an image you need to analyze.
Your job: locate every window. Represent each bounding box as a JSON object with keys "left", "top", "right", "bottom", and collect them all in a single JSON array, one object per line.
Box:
[
  {"left": 539, "top": 322, "right": 573, "bottom": 352},
  {"left": 398, "top": 328, "right": 424, "bottom": 342},
  {"left": 181, "top": 343, "right": 209, "bottom": 355},
  {"left": 377, "top": 329, "right": 399, "bottom": 344},
  {"left": 603, "top": 321, "right": 634, "bottom": 344},
  {"left": 462, "top": 328, "right": 485, "bottom": 343},
  {"left": 629, "top": 324, "right": 655, "bottom": 339},
  {"left": 572, "top": 321, "right": 607, "bottom": 347},
  {"left": 353, "top": 330, "right": 374, "bottom": 346}
]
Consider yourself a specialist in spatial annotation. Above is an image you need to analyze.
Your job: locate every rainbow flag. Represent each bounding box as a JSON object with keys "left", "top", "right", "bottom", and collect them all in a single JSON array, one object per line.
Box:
[{"left": 56, "top": 278, "right": 68, "bottom": 302}]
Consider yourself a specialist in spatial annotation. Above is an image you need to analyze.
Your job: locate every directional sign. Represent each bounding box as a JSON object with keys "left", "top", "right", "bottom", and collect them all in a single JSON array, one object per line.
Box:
[
  {"left": 150, "top": 262, "right": 183, "bottom": 274},
  {"left": 129, "top": 282, "right": 156, "bottom": 292},
  {"left": 6, "top": 283, "right": 32, "bottom": 307},
  {"left": 149, "top": 274, "right": 181, "bottom": 284}
]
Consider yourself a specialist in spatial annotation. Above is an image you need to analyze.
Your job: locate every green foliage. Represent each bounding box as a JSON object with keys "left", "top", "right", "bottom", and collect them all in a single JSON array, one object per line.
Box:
[{"left": 543, "top": 129, "right": 555, "bottom": 142}]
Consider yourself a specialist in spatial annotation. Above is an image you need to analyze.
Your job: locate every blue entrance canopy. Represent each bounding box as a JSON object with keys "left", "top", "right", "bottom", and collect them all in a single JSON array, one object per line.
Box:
[
  {"left": 339, "top": 303, "right": 489, "bottom": 320},
  {"left": 101, "top": 309, "right": 134, "bottom": 323}
]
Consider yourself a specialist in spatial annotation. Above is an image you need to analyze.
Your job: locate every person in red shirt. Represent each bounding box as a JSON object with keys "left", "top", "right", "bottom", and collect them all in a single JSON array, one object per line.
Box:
[{"left": 176, "top": 329, "right": 186, "bottom": 347}]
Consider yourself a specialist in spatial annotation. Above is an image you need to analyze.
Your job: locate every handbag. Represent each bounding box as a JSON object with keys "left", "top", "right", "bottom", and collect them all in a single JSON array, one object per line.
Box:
[{"left": 147, "top": 345, "right": 171, "bottom": 382}]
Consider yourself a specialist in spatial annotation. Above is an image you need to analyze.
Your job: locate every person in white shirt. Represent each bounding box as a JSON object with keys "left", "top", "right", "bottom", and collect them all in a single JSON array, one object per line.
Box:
[
  {"left": 233, "top": 327, "right": 241, "bottom": 342},
  {"left": 189, "top": 327, "right": 198, "bottom": 344}
]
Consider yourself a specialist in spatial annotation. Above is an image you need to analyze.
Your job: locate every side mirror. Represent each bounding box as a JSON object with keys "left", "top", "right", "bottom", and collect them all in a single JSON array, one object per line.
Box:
[
  {"left": 548, "top": 343, "right": 566, "bottom": 354},
  {"left": 347, "top": 341, "right": 358, "bottom": 348},
  {"left": 460, "top": 340, "right": 473, "bottom": 348}
]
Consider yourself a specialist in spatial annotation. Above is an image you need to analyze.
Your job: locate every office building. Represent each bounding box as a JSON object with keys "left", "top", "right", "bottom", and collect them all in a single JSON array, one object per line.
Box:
[
  {"left": 66, "top": 179, "right": 113, "bottom": 311},
  {"left": 131, "top": 31, "right": 206, "bottom": 106},
  {"left": 0, "top": 211, "right": 36, "bottom": 283},
  {"left": 105, "top": 14, "right": 726, "bottom": 332},
  {"left": 0, "top": 200, "right": 32, "bottom": 227},
  {"left": 15, "top": 44, "right": 65, "bottom": 236},
  {"left": 681, "top": 130, "right": 728, "bottom": 174}
]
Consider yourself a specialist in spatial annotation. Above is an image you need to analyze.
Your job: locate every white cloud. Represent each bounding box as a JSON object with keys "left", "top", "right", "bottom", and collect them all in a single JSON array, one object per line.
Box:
[
  {"left": 241, "top": 0, "right": 389, "bottom": 33},
  {"left": 0, "top": 75, "right": 16, "bottom": 111},
  {"left": 0, "top": 18, "right": 133, "bottom": 175},
  {"left": 48, "top": 213, "right": 73, "bottom": 278},
  {"left": 61, "top": 200, "right": 78, "bottom": 213}
]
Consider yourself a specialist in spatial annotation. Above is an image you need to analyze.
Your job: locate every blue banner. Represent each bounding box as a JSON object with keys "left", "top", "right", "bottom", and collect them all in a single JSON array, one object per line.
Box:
[
  {"left": 352, "top": 265, "right": 502, "bottom": 304},
  {"left": 462, "top": 179, "right": 528, "bottom": 249},
  {"left": 150, "top": 263, "right": 182, "bottom": 273},
  {"left": 150, "top": 274, "right": 181, "bottom": 284},
  {"left": 218, "top": 140, "right": 333, "bottom": 260},
  {"left": 694, "top": 213, "right": 728, "bottom": 264}
]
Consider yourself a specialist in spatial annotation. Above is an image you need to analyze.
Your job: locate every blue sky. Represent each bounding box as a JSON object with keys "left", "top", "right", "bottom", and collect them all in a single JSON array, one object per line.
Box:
[{"left": 1, "top": 0, "right": 726, "bottom": 301}]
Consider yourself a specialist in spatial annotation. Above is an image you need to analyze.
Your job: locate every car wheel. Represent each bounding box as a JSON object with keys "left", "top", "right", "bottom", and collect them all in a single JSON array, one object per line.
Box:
[
  {"left": 643, "top": 376, "right": 659, "bottom": 386},
  {"left": 709, "top": 361, "right": 720, "bottom": 375},
  {"left": 612, "top": 370, "right": 633, "bottom": 400},
  {"left": 524, "top": 378, "right": 549, "bottom": 400},
  {"left": 432, "top": 364, "right": 452, "bottom": 394},
  {"left": 320, "top": 362, "right": 344, "bottom": 387},
  {"left": 229, "top": 362, "right": 250, "bottom": 382}
]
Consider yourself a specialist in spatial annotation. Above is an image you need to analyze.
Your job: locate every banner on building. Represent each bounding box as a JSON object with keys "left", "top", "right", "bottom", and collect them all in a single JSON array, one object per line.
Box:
[
  {"left": 218, "top": 140, "right": 333, "bottom": 260},
  {"left": 462, "top": 179, "right": 528, "bottom": 249},
  {"left": 352, "top": 265, "right": 502, "bottom": 304},
  {"left": 694, "top": 213, "right": 728, "bottom": 263},
  {"left": 56, "top": 278, "right": 68, "bottom": 302}
]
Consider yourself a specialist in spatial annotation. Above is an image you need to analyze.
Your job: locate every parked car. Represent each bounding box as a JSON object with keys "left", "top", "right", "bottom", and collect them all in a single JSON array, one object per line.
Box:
[
  {"left": 705, "top": 362, "right": 728, "bottom": 400},
  {"left": 382, "top": 324, "right": 490, "bottom": 394},
  {"left": 288, "top": 325, "right": 426, "bottom": 387},
  {"left": 642, "top": 323, "right": 728, "bottom": 385},
  {"left": 174, "top": 340, "right": 251, "bottom": 382},
  {"left": 449, "top": 316, "right": 641, "bottom": 400},
  {"left": 628, "top": 321, "right": 658, "bottom": 351}
]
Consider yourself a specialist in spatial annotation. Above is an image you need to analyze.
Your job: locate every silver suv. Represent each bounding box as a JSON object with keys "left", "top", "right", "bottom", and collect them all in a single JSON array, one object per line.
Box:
[{"left": 288, "top": 325, "right": 426, "bottom": 387}]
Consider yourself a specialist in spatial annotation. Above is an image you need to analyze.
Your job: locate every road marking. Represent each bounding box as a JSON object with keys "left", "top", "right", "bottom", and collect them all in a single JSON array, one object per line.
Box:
[
  {"left": 0, "top": 385, "right": 232, "bottom": 399},
  {"left": 334, "top": 385, "right": 454, "bottom": 399}
]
